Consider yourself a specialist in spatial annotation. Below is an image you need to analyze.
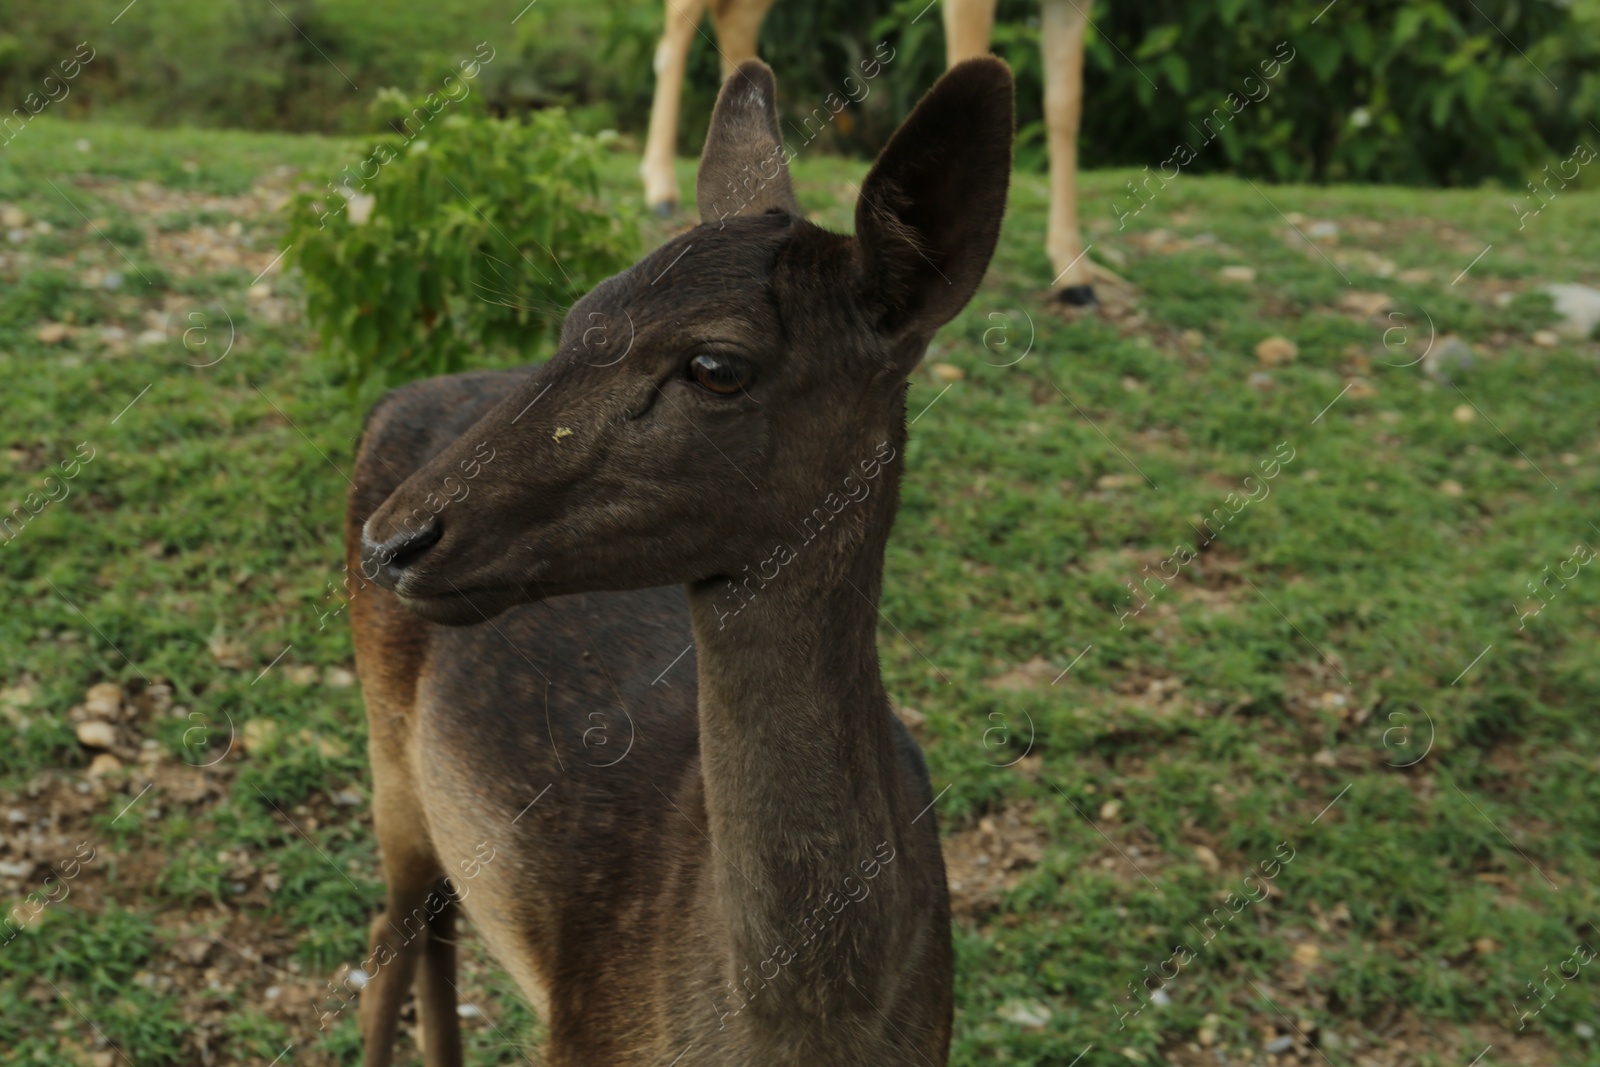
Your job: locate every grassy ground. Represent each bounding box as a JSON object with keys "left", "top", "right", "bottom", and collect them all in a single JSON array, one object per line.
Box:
[{"left": 1, "top": 115, "right": 1598, "bottom": 1067}]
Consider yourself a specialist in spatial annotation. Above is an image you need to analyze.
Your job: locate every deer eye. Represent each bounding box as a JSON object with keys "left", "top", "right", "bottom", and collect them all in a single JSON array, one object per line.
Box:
[{"left": 688, "top": 353, "right": 753, "bottom": 395}]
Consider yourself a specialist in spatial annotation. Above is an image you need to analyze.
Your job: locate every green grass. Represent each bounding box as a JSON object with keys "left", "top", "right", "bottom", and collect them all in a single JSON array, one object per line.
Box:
[{"left": 2, "top": 115, "right": 1599, "bottom": 1066}]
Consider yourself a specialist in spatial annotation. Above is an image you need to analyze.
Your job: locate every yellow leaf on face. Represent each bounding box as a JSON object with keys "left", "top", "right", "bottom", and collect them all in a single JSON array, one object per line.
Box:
[{"left": 553, "top": 427, "right": 573, "bottom": 441}]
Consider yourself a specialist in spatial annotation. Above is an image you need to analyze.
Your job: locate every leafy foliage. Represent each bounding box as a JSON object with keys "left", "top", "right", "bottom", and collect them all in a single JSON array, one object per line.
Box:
[
  {"left": 1078, "top": 0, "right": 1600, "bottom": 186},
  {"left": 283, "top": 100, "right": 639, "bottom": 391}
]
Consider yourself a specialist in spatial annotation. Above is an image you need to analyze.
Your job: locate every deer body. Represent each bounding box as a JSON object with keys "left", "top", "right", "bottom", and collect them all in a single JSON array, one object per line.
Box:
[
  {"left": 350, "top": 59, "right": 1014, "bottom": 1066},
  {"left": 349, "top": 377, "right": 944, "bottom": 1063}
]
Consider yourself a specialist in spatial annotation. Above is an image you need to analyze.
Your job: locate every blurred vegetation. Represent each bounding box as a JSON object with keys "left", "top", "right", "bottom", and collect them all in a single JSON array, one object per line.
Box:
[
  {"left": 3, "top": 0, "right": 1597, "bottom": 187},
  {"left": 283, "top": 94, "right": 638, "bottom": 392}
]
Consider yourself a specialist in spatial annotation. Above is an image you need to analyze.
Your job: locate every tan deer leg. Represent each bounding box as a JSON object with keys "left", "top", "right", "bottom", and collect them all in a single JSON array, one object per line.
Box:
[
  {"left": 1041, "top": 0, "right": 1095, "bottom": 304},
  {"left": 710, "top": 0, "right": 776, "bottom": 77},
  {"left": 943, "top": 0, "right": 1000, "bottom": 64},
  {"left": 359, "top": 759, "right": 444, "bottom": 1067},
  {"left": 641, "top": 0, "right": 710, "bottom": 214},
  {"left": 358, "top": 876, "right": 436, "bottom": 1066},
  {"left": 416, "top": 892, "right": 463, "bottom": 1067}
]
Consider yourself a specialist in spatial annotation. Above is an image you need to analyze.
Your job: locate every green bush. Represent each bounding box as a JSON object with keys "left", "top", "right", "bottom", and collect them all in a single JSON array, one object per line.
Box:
[
  {"left": 283, "top": 99, "right": 639, "bottom": 392},
  {"left": 1078, "top": 0, "right": 1600, "bottom": 186}
]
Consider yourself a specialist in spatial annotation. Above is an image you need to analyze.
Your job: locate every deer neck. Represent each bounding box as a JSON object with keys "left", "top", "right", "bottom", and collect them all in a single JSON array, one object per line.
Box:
[{"left": 684, "top": 435, "right": 923, "bottom": 1023}]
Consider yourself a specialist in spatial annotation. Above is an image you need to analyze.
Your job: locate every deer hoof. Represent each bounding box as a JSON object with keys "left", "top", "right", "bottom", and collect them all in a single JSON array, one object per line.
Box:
[
  {"left": 650, "top": 200, "right": 677, "bottom": 218},
  {"left": 1053, "top": 284, "right": 1098, "bottom": 308}
]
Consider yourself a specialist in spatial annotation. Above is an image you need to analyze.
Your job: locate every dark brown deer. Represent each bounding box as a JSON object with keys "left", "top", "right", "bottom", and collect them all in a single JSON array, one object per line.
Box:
[{"left": 346, "top": 56, "right": 1013, "bottom": 1067}]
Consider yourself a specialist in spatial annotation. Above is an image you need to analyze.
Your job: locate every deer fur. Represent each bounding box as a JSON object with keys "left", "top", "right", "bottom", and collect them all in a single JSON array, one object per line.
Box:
[
  {"left": 348, "top": 57, "right": 1014, "bottom": 1066},
  {"left": 639, "top": 0, "right": 1096, "bottom": 303}
]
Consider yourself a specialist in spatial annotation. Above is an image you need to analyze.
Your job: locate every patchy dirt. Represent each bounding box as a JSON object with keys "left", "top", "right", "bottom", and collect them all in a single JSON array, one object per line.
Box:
[
  {"left": 942, "top": 800, "right": 1047, "bottom": 921},
  {"left": 1162, "top": 1004, "right": 1561, "bottom": 1067}
]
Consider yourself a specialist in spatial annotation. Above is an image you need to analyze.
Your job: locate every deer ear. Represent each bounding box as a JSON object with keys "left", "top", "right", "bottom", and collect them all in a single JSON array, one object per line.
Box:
[
  {"left": 855, "top": 57, "right": 1013, "bottom": 340},
  {"left": 697, "top": 60, "right": 801, "bottom": 225}
]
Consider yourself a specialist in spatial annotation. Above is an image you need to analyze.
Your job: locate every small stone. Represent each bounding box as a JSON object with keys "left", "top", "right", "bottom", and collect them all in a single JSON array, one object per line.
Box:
[
  {"left": 1248, "top": 372, "right": 1274, "bottom": 391},
  {"left": 346, "top": 967, "right": 371, "bottom": 990},
  {"left": 1307, "top": 220, "right": 1339, "bottom": 239},
  {"left": 1099, "top": 799, "right": 1121, "bottom": 821},
  {"left": 84, "top": 682, "right": 123, "bottom": 717},
  {"left": 1311, "top": 749, "right": 1337, "bottom": 767},
  {"left": 285, "top": 664, "right": 320, "bottom": 686},
  {"left": 175, "top": 937, "right": 213, "bottom": 965},
  {"left": 242, "top": 718, "right": 279, "bottom": 755},
  {"left": 1219, "top": 265, "right": 1256, "bottom": 283},
  {"left": 1197, "top": 1013, "right": 1221, "bottom": 1046},
  {"left": 1338, "top": 291, "right": 1392, "bottom": 318},
  {"left": 892, "top": 704, "right": 927, "bottom": 731},
  {"left": 1532, "top": 329, "right": 1560, "bottom": 348},
  {"left": 1452, "top": 405, "right": 1475, "bottom": 423},
  {"left": 457, "top": 1003, "right": 483, "bottom": 1019},
  {"left": 1473, "top": 937, "right": 1498, "bottom": 955},
  {"left": 324, "top": 666, "right": 356, "bottom": 688},
  {"left": 101, "top": 271, "right": 124, "bottom": 291},
  {"left": 997, "top": 1000, "right": 1051, "bottom": 1028},
  {"left": 75, "top": 138, "right": 92, "bottom": 153},
  {"left": 1423, "top": 335, "right": 1474, "bottom": 382},
  {"left": 1440, "top": 480, "right": 1464, "bottom": 497},
  {"left": 332, "top": 788, "right": 364, "bottom": 807},
  {"left": 1576, "top": 1022, "right": 1595, "bottom": 1039},
  {"left": 92, "top": 1052, "right": 115, "bottom": 1067},
  {"left": 1397, "top": 268, "right": 1431, "bottom": 284},
  {"left": 86, "top": 753, "right": 123, "bottom": 778},
  {"left": 1149, "top": 987, "right": 1171, "bottom": 1006},
  {"left": 1543, "top": 282, "right": 1600, "bottom": 339},
  {"left": 0, "top": 205, "right": 25, "bottom": 228},
  {"left": 0, "top": 859, "right": 34, "bottom": 878},
  {"left": 1265, "top": 1035, "right": 1295, "bottom": 1053},
  {"left": 1255, "top": 336, "right": 1298, "bottom": 366},
  {"left": 248, "top": 283, "right": 272, "bottom": 302},
  {"left": 1193, "top": 845, "right": 1220, "bottom": 874},
  {"left": 36, "top": 322, "right": 71, "bottom": 344},
  {"left": 930, "top": 363, "right": 965, "bottom": 383},
  {"left": 75, "top": 720, "right": 117, "bottom": 749},
  {"left": 136, "top": 329, "right": 167, "bottom": 347}
]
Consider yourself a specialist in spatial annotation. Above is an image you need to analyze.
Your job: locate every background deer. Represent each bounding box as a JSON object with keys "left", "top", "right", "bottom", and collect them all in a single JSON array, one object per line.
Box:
[
  {"left": 347, "top": 56, "right": 1014, "bottom": 1066},
  {"left": 641, "top": 0, "right": 1096, "bottom": 304}
]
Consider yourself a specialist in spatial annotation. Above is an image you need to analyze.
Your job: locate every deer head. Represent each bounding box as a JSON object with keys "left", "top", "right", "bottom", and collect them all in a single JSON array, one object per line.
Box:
[{"left": 361, "top": 58, "right": 1013, "bottom": 625}]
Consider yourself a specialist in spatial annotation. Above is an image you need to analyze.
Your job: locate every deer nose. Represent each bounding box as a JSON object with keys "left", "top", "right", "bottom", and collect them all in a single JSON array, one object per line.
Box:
[{"left": 362, "top": 519, "right": 443, "bottom": 587}]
